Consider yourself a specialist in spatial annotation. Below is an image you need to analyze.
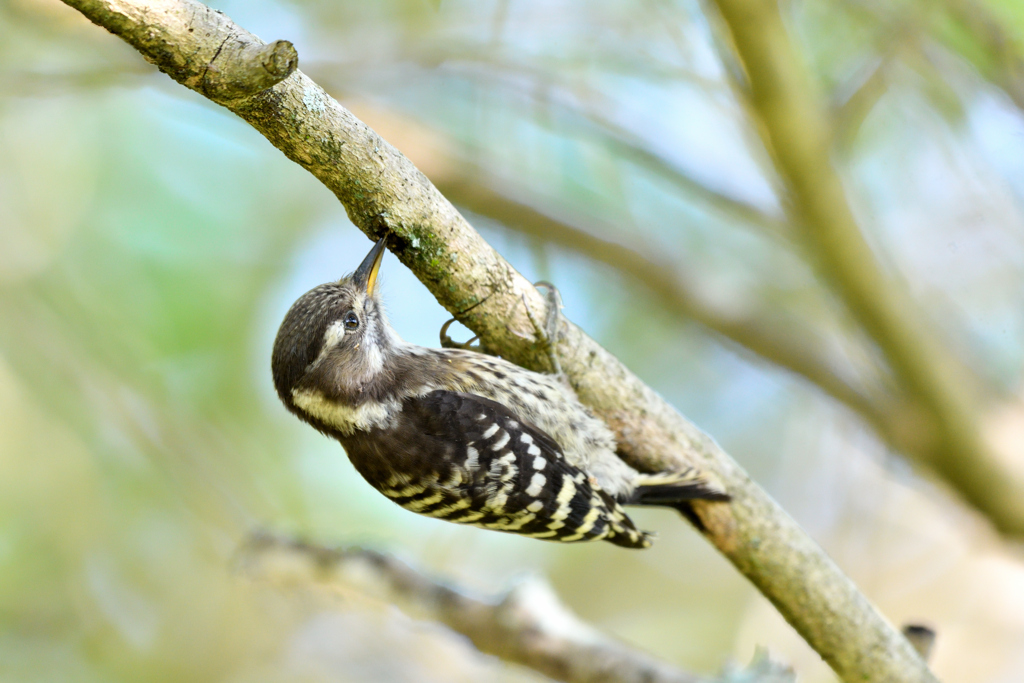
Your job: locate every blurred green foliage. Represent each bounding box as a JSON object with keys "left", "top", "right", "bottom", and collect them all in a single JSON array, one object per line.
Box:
[{"left": 3, "top": 0, "right": 1024, "bottom": 681}]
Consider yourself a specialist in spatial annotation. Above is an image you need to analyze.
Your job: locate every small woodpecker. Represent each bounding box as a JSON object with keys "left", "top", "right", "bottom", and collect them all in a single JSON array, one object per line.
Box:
[{"left": 271, "top": 236, "right": 728, "bottom": 548}]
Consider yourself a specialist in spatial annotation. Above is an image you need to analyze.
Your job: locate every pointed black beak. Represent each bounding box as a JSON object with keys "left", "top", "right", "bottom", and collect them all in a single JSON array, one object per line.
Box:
[{"left": 352, "top": 236, "right": 388, "bottom": 296}]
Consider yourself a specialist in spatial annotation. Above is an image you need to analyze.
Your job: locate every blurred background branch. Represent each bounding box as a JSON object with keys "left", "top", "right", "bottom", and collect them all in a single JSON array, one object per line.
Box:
[
  {"left": 709, "top": 0, "right": 1024, "bottom": 534},
  {"left": 238, "top": 533, "right": 796, "bottom": 683}
]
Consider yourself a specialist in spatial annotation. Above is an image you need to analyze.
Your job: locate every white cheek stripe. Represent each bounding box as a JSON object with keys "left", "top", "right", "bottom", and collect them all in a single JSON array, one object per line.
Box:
[
  {"left": 360, "top": 325, "right": 385, "bottom": 376},
  {"left": 312, "top": 320, "right": 347, "bottom": 367},
  {"left": 311, "top": 311, "right": 385, "bottom": 381}
]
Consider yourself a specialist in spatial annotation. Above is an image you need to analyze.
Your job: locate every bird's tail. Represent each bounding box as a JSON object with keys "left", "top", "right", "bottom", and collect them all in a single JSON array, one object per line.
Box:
[
  {"left": 630, "top": 467, "right": 730, "bottom": 504},
  {"left": 624, "top": 468, "right": 730, "bottom": 531}
]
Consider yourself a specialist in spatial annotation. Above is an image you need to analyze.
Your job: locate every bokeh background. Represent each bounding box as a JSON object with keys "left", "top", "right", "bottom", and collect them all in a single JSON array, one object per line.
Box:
[{"left": 3, "top": 0, "right": 1024, "bottom": 681}]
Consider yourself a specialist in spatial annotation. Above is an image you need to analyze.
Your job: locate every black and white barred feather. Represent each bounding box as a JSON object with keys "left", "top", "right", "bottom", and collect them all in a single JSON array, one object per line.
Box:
[{"left": 345, "top": 390, "right": 651, "bottom": 547}]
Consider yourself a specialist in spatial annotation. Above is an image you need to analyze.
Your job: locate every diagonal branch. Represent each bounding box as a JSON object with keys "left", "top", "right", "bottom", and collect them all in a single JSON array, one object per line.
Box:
[{"left": 60, "top": 1, "right": 937, "bottom": 681}]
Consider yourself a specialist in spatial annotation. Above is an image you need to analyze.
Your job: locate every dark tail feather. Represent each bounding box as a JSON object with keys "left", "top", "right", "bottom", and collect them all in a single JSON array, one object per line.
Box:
[
  {"left": 666, "top": 502, "right": 707, "bottom": 530},
  {"left": 625, "top": 476, "right": 731, "bottom": 532},
  {"left": 631, "top": 482, "right": 731, "bottom": 504}
]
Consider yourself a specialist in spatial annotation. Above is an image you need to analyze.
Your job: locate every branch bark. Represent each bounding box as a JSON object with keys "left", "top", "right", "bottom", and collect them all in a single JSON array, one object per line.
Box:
[
  {"left": 61, "top": 1, "right": 938, "bottom": 681},
  {"left": 239, "top": 533, "right": 789, "bottom": 683}
]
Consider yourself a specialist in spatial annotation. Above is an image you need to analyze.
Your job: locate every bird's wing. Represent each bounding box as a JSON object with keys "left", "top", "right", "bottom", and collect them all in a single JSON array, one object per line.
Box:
[{"left": 345, "top": 390, "right": 651, "bottom": 548}]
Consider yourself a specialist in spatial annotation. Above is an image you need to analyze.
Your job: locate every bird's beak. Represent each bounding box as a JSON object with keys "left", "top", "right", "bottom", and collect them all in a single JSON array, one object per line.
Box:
[{"left": 352, "top": 236, "right": 387, "bottom": 296}]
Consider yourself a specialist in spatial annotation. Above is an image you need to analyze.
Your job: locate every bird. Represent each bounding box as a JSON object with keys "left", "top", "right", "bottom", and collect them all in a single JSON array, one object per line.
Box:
[{"left": 271, "top": 236, "right": 729, "bottom": 548}]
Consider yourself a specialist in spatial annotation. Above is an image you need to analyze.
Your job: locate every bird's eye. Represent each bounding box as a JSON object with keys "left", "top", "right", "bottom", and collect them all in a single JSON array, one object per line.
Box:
[{"left": 343, "top": 311, "right": 360, "bottom": 330}]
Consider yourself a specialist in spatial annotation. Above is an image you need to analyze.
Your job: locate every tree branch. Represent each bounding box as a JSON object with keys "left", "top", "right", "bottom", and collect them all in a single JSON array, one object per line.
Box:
[
  {"left": 831, "top": 55, "right": 892, "bottom": 153},
  {"left": 928, "top": 0, "right": 1024, "bottom": 113},
  {"left": 239, "top": 533, "right": 797, "bottom": 683},
  {"left": 709, "top": 0, "right": 1024, "bottom": 537},
  {"left": 61, "top": 1, "right": 937, "bottom": 681}
]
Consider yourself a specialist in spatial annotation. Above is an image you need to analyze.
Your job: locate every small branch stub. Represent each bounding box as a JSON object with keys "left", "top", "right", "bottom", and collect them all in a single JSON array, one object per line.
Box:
[
  {"left": 202, "top": 38, "right": 298, "bottom": 102},
  {"left": 62, "top": 0, "right": 298, "bottom": 104}
]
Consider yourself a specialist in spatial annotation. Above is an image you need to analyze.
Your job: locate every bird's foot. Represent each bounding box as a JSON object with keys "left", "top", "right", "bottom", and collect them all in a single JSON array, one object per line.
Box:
[
  {"left": 523, "top": 280, "right": 563, "bottom": 376},
  {"left": 439, "top": 318, "right": 483, "bottom": 352}
]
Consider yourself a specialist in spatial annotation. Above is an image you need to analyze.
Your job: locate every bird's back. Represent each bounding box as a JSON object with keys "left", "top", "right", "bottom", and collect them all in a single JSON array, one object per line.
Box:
[{"left": 388, "top": 345, "right": 639, "bottom": 497}]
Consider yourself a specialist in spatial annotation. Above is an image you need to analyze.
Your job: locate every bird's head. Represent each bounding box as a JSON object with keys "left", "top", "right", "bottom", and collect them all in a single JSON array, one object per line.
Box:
[{"left": 271, "top": 236, "right": 397, "bottom": 411}]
